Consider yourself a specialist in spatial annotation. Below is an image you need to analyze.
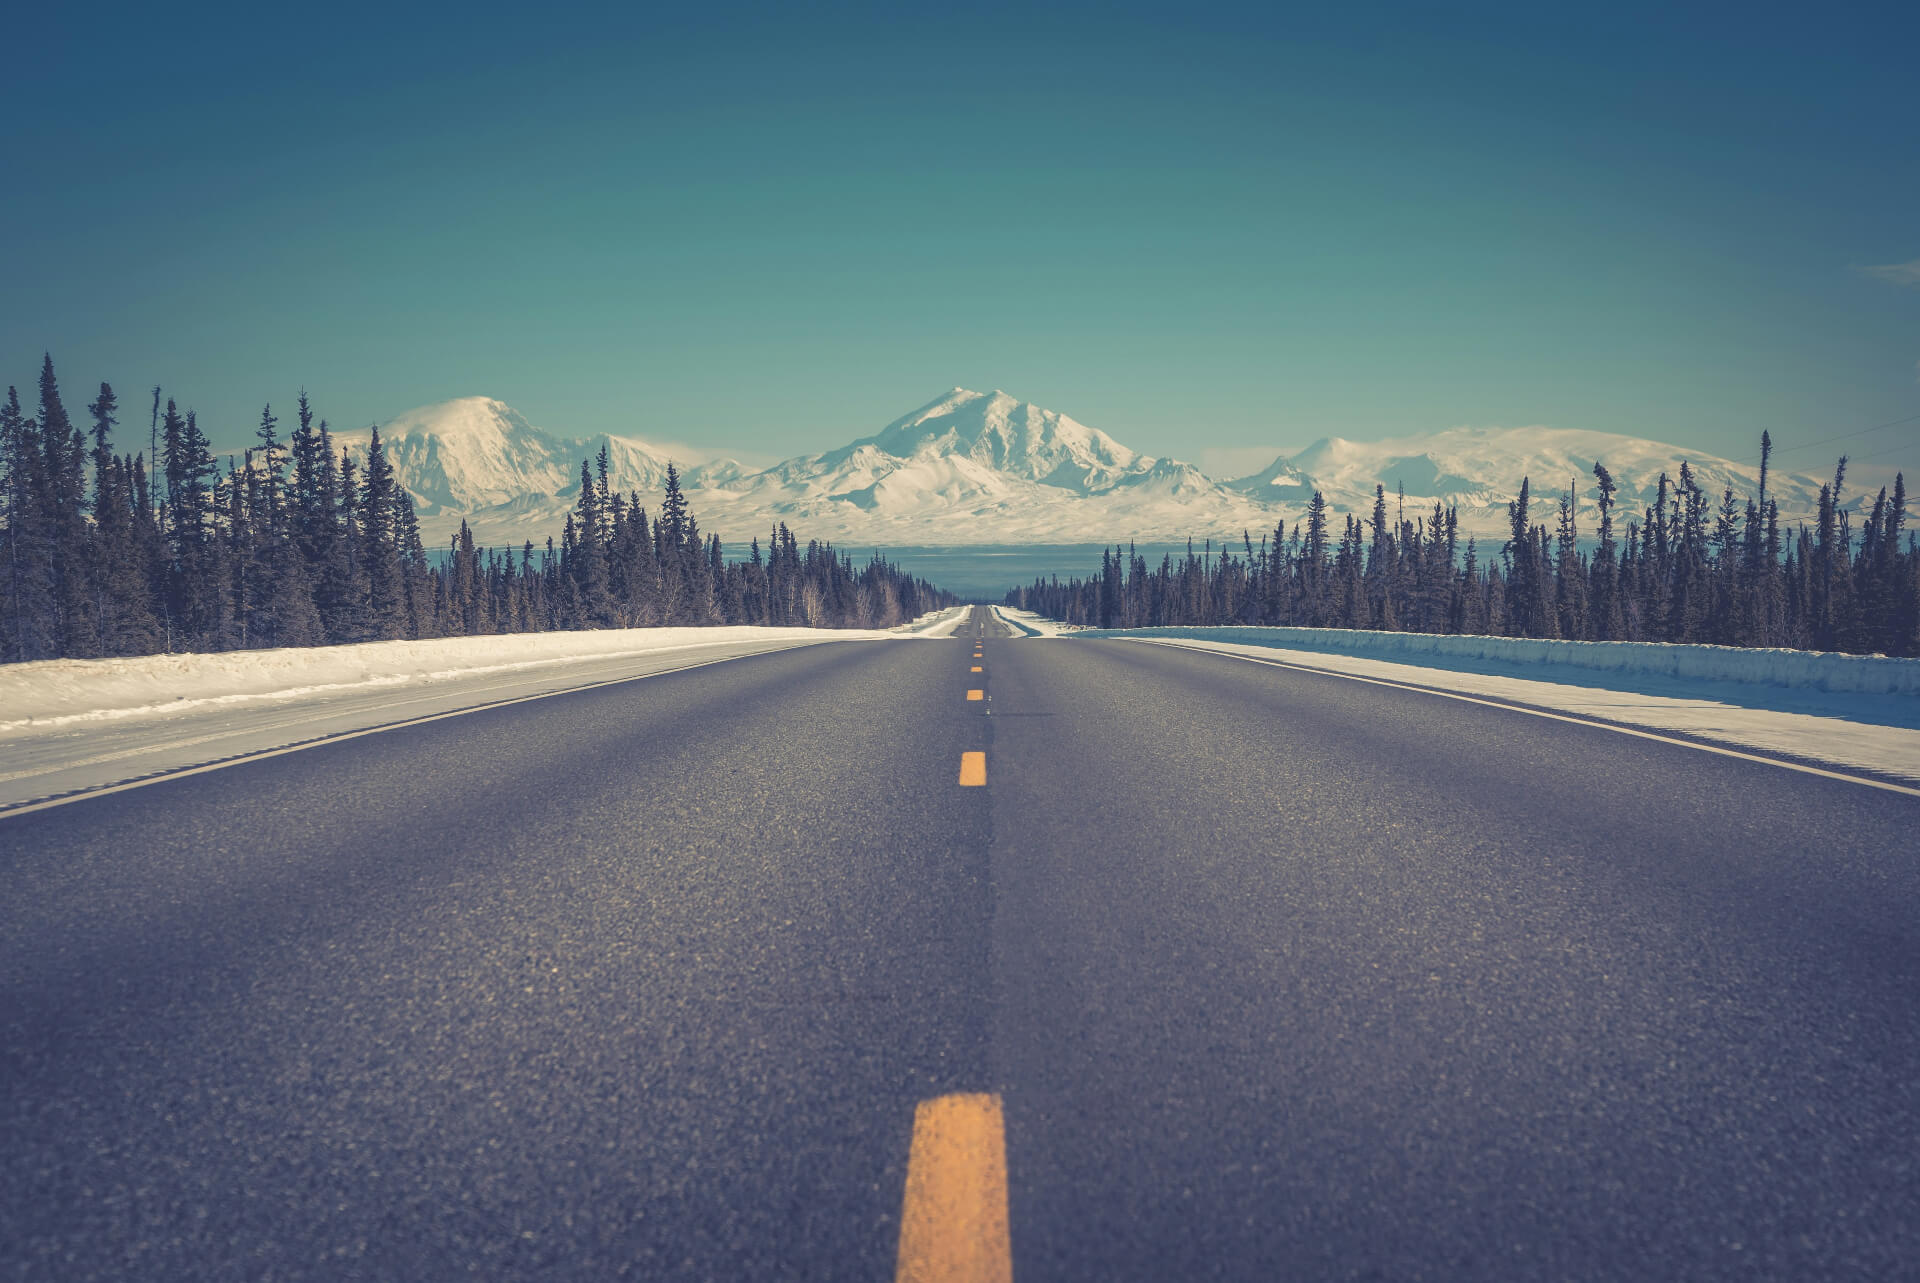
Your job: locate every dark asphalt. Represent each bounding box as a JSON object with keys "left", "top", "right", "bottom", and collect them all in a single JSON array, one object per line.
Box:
[{"left": 4, "top": 606, "right": 1917, "bottom": 1280}]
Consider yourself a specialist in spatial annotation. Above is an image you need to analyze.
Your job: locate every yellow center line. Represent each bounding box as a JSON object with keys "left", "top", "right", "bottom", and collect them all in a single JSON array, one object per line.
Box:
[
  {"left": 966, "top": 689, "right": 984, "bottom": 701},
  {"left": 896, "top": 1093, "right": 1011, "bottom": 1283},
  {"left": 958, "top": 752, "right": 987, "bottom": 786},
  {"left": 970, "top": 666, "right": 982, "bottom": 673}
]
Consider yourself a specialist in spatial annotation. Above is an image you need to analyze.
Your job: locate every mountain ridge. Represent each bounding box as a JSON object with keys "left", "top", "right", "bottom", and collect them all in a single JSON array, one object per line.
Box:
[{"left": 337, "top": 390, "right": 1902, "bottom": 548}]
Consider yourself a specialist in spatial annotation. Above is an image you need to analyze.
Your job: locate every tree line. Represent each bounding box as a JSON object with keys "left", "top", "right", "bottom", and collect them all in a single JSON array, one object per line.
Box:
[
  {"left": 1008, "top": 438, "right": 1918, "bottom": 656},
  {"left": 1, "top": 356, "right": 955, "bottom": 663}
]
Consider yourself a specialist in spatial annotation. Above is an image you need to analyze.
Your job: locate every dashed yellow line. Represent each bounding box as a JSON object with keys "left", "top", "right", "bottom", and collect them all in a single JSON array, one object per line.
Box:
[
  {"left": 970, "top": 666, "right": 982, "bottom": 673},
  {"left": 958, "top": 752, "right": 987, "bottom": 786},
  {"left": 966, "top": 690, "right": 984, "bottom": 701},
  {"left": 895, "top": 1093, "right": 1011, "bottom": 1283}
]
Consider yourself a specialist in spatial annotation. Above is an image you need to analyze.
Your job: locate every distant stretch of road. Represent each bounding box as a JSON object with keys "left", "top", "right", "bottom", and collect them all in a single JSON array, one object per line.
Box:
[{"left": 5, "top": 606, "right": 1917, "bottom": 1280}]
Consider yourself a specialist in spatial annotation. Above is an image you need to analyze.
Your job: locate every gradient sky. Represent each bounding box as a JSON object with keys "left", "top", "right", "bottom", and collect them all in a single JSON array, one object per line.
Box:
[{"left": 5, "top": 1, "right": 1916, "bottom": 473}]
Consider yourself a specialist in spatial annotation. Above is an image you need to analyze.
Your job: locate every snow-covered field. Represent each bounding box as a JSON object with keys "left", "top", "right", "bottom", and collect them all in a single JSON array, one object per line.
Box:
[
  {"left": 1057, "top": 625, "right": 1920, "bottom": 789},
  {"left": 0, "top": 607, "right": 969, "bottom": 811}
]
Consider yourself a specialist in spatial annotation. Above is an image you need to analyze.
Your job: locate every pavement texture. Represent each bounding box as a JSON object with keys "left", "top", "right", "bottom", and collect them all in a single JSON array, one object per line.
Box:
[{"left": 4, "top": 607, "right": 1917, "bottom": 1280}]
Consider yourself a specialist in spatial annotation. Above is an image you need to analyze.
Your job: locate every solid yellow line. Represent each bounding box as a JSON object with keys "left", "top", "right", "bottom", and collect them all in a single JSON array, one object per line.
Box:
[
  {"left": 966, "top": 690, "right": 984, "bottom": 701},
  {"left": 958, "top": 752, "right": 987, "bottom": 786},
  {"left": 895, "top": 1093, "right": 1011, "bottom": 1283}
]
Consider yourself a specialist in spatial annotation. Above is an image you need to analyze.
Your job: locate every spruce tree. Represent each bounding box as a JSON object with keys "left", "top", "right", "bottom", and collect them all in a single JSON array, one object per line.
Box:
[
  {"left": 359, "top": 428, "right": 406, "bottom": 639},
  {"left": 567, "top": 458, "right": 612, "bottom": 626},
  {"left": 39, "top": 357, "right": 97, "bottom": 655},
  {"left": 87, "top": 383, "right": 160, "bottom": 654},
  {"left": 1, "top": 387, "right": 60, "bottom": 659}
]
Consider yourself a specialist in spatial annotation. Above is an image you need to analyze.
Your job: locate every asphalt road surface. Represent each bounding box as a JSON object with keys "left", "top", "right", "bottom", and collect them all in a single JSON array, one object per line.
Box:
[{"left": 5, "top": 606, "right": 1917, "bottom": 1280}]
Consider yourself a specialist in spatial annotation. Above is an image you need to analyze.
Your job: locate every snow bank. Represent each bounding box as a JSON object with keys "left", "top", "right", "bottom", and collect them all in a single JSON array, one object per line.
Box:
[
  {"left": 991, "top": 606, "right": 1070, "bottom": 637},
  {"left": 1121, "top": 636, "right": 1920, "bottom": 787},
  {"left": 0, "top": 624, "right": 924, "bottom": 736},
  {"left": 912, "top": 606, "right": 973, "bottom": 637},
  {"left": 1072, "top": 625, "right": 1920, "bottom": 696}
]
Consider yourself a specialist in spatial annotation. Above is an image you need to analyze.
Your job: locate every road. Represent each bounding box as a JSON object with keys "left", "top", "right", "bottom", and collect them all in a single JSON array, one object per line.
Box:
[{"left": 4, "top": 606, "right": 1917, "bottom": 1280}]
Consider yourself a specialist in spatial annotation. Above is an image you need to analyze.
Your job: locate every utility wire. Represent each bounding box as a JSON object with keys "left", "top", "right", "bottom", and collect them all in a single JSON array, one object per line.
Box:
[
  {"left": 1848, "top": 439, "right": 1920, "bottom": 465},
  {"left": 1736, "top": 411, "right": 1920, "bottom": 461}
]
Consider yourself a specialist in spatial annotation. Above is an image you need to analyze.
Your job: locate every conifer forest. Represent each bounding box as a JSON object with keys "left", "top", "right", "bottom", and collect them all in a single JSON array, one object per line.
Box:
[
  {"left": 0, "top": 358, "right": 955, "bottom": 663},
  {"left": 1011, "top": 446, "right": 1919, "bottom": 656}
]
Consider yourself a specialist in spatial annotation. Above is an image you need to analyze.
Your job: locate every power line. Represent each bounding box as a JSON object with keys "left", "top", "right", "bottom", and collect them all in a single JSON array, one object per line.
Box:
[
  {"left": 1737, "top": 411, "right": 1920, "bottom": 461},
  {"left": 1849, "top": 440, "right": 1920, "bottom": 466}
]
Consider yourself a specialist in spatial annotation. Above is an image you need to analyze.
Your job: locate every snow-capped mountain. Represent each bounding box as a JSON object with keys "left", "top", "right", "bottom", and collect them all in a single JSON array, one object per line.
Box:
[
  {"left": 1225, "top": 425, "right": 1881, "bottom": 537},
  {"left": 343, "top": 390, "right": 1906, "bottom": 548},
  {"left": 333, "top": 397, "right": 713, "bottom": 533},
  {"left": 687, "top": 389, "right": 1267, "bottom": 543},
  {"left": 870, "top": 388, "right": 1147, "bottom": 491}
]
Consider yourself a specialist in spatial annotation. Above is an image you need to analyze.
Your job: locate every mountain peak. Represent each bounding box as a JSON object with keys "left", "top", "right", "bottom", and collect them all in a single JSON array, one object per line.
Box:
[
  {"left": 340, "top": 396, "right": 676, "bottom": 517},
  {"left": 859, "top": 386, "right": 1150, "bottom": 495},
  {"left": 381, "top": 396, "right": 534, "bottom": 443}
]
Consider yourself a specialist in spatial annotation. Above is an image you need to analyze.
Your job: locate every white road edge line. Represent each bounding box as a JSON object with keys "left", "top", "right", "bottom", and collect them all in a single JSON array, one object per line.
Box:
[
  {"left": 0, "top": 642, "right": 828, "bottom": 821},
  {"left": 1127, "top": 637, "right": 1920, "bottom": 800}
]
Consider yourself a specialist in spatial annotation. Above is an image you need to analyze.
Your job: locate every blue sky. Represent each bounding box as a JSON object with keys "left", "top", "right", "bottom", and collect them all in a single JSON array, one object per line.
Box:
[{"left": 4, "top": 1, "right": 1916, "bottom": 472}]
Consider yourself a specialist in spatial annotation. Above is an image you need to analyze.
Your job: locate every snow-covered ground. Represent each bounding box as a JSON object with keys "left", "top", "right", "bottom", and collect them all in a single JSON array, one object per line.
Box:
[
  {"left": 991, "top": 606, "right": 1072, "bottom": 637},
  {"left": 1085, "top": 625, "right": 1920, "bottom": 695},
  {"left": 904, "top": 606, "right": 973, "bottom": 638},
  {"left": 1073, "top": 628, "right": 1920, "bottom": 789},
  {"left": 0, "top": 608, "right": 970, "bottom": 812}
]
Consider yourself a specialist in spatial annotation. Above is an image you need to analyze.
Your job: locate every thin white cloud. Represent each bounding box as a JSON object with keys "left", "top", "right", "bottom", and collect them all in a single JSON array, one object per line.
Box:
[
  {"left": 639, "top": 438, "right": 779, "bottom": 470},
  {"left": 1862, "top": 258, "right": 1920, "bottom": 286}
]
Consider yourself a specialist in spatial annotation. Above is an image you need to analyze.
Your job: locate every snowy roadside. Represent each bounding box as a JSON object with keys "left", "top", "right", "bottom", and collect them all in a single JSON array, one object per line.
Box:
[
  {"left": 0, "top": 618, "right": 958, "bottom": 735},
  {"left": 1117, "top": 634, "right": 1920, "bottom": 788},
  {"left": 0, "top": 607, "right": 968, "bottom": 812},
  {"left": 990, "top": 606, "right": 1073, "bottom": 637},
  {"left": 1082, "top": 624, "right": 1920, "bottom": 695},
  {"left": 904, "top": 605, "right": 973, "bottom": 638}
]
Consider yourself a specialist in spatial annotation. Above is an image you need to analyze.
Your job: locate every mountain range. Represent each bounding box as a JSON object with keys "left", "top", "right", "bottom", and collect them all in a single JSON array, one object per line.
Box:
[{"left": 334, "top": 389, "right": 1903, "bottom": 549}]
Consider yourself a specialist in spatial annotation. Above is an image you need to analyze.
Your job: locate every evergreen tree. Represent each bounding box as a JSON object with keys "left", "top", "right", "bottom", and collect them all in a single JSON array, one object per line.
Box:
[
  {"left": 359, "top": 428, "right": 407, "bottom": 639},
  {"left": 85, "top": 383, "right": 160, "bottom": 653},
  {"left": 2, "top": 386, "right": 60, "bottom": 660},
  {"left": 1554, "top": 483, "right": 1587, "bottom": 639},
  {"left": 1590, "top": 461, "right": 1624, "bottom": 639},
  {"left": 38, "top": 357, "right": 97, "bottom": 654},
  {"left": 567, "top": 457, "right": 613, "bottom": 626},
  {"left": 1503, "top": 477, "right": 1550, "bottom": 637},
  {"left": 162, "top": 403, "right": 223, "bottom": 647}
]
